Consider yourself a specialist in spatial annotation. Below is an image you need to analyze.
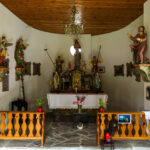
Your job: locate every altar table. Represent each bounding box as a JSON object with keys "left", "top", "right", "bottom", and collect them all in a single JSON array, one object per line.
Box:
[{"left": 47, "top": 93, "right": 108, "bottom": 109}]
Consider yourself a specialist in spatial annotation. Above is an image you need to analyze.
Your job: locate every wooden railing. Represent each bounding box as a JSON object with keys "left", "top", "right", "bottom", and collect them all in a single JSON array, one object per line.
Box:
[
  {"left": 0, "top": 111, "right": 45, "bottom": 145},
  {"left": 97, "top": 112, "right": 150, "bottom": 145}
]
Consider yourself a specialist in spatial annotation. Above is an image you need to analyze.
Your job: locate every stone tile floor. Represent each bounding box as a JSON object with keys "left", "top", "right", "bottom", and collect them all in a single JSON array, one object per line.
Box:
[{"left": 0, "top": 115, "right": 150, "bottom": 149}]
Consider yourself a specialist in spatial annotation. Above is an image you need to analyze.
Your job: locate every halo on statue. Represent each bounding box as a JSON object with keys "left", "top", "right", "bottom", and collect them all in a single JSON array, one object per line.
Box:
[{"left": 70, "top": 45, "right": 82, "bottom": 56}]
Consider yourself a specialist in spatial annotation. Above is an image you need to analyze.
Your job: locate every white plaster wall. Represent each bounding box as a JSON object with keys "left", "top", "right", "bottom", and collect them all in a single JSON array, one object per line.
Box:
[
  {"left": 0, "top": 3, "right": 92, "bottom": 111},
  {"left": 0, "top": 2, "right": 147, "bottom": 112},
  {"left": 144, "top": 0, "right": 150, "bottom": 58},
  {"left": 144, "top": 0, "right": 150, "bottom": 110},
  {"left": 92, "top": 16, "right": 144, "bottom": 111},
  {"left": 0, "top": 3, "right": 31, "bottom": 110}
]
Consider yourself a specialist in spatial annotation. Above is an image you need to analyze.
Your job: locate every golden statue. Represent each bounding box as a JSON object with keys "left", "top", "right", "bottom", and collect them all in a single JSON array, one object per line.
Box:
[{"left": 89, "top": 56, "right": 102, "bottom": 73}]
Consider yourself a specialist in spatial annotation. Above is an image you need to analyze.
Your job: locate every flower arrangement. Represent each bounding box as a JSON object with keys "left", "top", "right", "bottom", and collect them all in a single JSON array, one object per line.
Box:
[{"left": 73, "top": 96, "right": 86, "bottom": 113}]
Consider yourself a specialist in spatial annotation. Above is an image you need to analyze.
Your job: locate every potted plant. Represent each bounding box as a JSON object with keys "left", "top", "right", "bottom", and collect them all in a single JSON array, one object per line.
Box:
[
  {"left": 99, "top": 98, "right": 105, "bottom": 113},
  {"left": 36, "top": 99, "right": 44, "bottom": 112}
]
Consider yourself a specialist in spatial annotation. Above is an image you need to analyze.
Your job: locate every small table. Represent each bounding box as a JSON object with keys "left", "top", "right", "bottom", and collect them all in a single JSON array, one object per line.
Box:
[
  {"left": 101, "top": 140, "right": 114, "bottom": 150},
  {"left": 72, "top": 113, "right": 89, "bottom": 128},
  {"left": 11, "top": 99, "right": 28, "bottom": 111}
]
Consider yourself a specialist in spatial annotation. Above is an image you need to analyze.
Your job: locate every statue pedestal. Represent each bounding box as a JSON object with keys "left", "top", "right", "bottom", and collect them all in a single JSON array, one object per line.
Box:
[{"left": 133, "top": 64, "right": 150, "bottom": 82}]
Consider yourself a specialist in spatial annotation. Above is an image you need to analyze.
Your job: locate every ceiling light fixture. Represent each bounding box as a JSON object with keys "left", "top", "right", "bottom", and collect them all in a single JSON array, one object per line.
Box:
[{"left": 64, "top": 4, "right": 84, "bottom": 37}]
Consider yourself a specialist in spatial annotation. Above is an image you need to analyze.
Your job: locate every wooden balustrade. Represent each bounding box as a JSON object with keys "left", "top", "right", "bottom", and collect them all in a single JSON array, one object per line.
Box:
[
  {"left": 0, "top": 111, "right": 45, "bottom": 145},
  {"left": 97, "top": 112, "right": 150, "bottom": 145}
]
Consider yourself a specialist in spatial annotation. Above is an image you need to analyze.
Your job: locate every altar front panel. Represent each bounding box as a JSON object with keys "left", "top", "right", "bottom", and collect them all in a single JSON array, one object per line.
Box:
[{"left": 47, "top": 93, "right": 108, "bottom": 109}]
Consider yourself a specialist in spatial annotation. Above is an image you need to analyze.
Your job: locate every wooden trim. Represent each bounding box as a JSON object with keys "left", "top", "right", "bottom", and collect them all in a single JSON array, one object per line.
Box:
[{"left": 0, "top": 68, "right": 8, "bottom": 71}]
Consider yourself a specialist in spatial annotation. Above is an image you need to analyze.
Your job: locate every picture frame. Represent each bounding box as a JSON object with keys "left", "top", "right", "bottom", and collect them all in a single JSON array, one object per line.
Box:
[
  {"left": 24, "top": 61, "right": 31, "bottom": 76},
  {"left": 98, "top": 66, "right": 105, "bottom": 73},
  {"left": 2, "top": 75, "right": 9, "bottom": 92},
  {"left": 33, "top": 63, "right": 41, "bottom": 76},
  {"left": 114, "top": 64, "right": 124, "bottom": 76},
  {"left": 118, "top": 114, "right": 131, "bottom": 124},
  {"left": 126, "top": 62, "right": 133, "bottom": 77},
  {"left": 146, "top": 86, "right": 150, "bottom": 100}
]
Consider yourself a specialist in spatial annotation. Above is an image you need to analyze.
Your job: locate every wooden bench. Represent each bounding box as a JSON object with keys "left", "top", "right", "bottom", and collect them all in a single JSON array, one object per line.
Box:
[{"left": 0, "top": 111, "right": 45, "bottom": 145}]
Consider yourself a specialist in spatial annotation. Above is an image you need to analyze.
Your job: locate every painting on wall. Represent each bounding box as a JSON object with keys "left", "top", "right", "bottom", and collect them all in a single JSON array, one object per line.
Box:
[
  {"left": 24, "top": 62, "right": 31, "bottom": 75},
  {"left": 98, "top": 66, "right": 105, "bottom": 73},
  {"left": 146, "top": 86, "right": 150, "bottom": 100},
  {"left": 2, "top": 75, "right": 9, "bottom": 92},
  {"left": 126, "top": 62, "right": 133, "bottom": 77},
  {"left": 114, "top": 64, "right": 124, "bottom": 76},
  {"left": 33, "top": 63, "right": 41, "bottom": 76}
]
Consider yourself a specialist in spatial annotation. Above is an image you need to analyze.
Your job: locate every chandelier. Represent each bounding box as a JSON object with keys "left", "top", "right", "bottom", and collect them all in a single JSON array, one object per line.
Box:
[{"left": 64, "top": 5, "right": 84, "bottom": 36}]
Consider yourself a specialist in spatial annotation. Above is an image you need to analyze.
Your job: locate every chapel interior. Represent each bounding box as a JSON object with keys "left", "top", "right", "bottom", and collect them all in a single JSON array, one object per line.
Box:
[{"left": 1, "top": 0, "right": 150, "bottom": 149}]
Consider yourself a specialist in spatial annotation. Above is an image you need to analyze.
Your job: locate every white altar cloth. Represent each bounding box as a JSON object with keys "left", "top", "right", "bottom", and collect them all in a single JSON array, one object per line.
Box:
[{"left": 47, "top": 93, "right": 108, "bottom": 109}]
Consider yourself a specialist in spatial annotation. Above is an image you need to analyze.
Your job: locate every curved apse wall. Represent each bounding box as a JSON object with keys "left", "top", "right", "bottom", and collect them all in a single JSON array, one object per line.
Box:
[{"left": 0, "top": 2, "right": 144, "bottom": 111}]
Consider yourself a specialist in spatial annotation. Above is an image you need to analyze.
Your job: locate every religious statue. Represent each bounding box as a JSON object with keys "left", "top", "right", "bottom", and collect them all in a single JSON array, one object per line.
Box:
[
  {"left": 74, "top": 39, "right": 81, "bottom": 70},
  {"left": 82, "top": 61, "right": 86, "bottom": 72},
  {"left": 89, "top": 56, "right": 102, "bottom": 73},
  {"left": 68, "top": 72, "right": 72, "bottom": 89},
  {"left": 53, "top": 72, "right": 60, "bottom": 90},
  {"left": 94, "top": 72, "right": 101, "bottom": 92},
  {"left": 0, "top": 36, "right": 12, "bottom": 67},
  {"left": 68, "top": 62, "right": 72, "bottom": 71},
  {"left": 55, "top": 56, "right": 64, "bottom": 73},
  {"left": 72, "top": 70, "right": 81, "bottom": 90},
  {"left": 15, "top": 38, "right": 29, "bottom": 68},
  {"left": 127, "top": 26, "right": 147, "bottom": 64}
]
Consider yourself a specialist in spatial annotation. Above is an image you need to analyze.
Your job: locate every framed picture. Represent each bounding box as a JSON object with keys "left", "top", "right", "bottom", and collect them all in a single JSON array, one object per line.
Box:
[
  {"left": 146, "top": 86, "right": 150, "bottom": 100},
  {"left": 126, "top": 62, "right": 133, "bottom": 77},
  {"left": 33, "top": 63, "right": 41, "bottom": 76},
  {"left": 98, "top": 66, "right": 105, "bottom": 73},
  {"left": 114, "top": 64, "right": 124, "bottom": 76},
  {"left": 2, "top": 75, "right": 9, "bottom": 92},
  {"left": 118, "top": 114, "right": 131, "bottom": 124},
  {"left": 24, "top": 61, "right": 31, "bottom": 75}
]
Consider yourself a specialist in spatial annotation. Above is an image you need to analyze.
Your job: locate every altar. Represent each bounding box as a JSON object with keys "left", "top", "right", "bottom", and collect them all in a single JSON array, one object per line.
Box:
[{"left": 47, "top": 93, "right": 108, "bottom": 109}]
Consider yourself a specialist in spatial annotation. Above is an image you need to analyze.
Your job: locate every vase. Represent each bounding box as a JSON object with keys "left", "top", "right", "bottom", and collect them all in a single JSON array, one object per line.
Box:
[
  {"left": 37, "top": 107, "right": 43, "bottom": 112},
  {"left": 78, "top": 105, "right": 82, "bottom": 113}
]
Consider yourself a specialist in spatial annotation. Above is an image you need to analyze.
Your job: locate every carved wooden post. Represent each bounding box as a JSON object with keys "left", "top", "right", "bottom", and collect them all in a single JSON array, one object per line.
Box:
[
  {"left": 41, "top": 113, "right": 45, "bottom": 145},
  {"left": 7, "top": 113, "right": 13, "bottom": 137},
  {"left": 148, "top": 120, "right": 150, "bottom": 138},
  {"left": 121, "top": 125, "right": 126, "bottom": 137},
  {"left": 14, "top": 113, "right": 20, "bottom": 137},
  {"left": 128, "top": 114, "right": 133, "bottom": 137},
  {"left": 135, "top": 114, "right": 140, "bottom": 137},
  {"left": 142, "top": 114, "right": 146, "bottom": 137},
  {"left": 0, "top": 113, "right": 6, "bottom": 136},
  {"left": 100, "top": 113, "right": 105, "bottom": 140},
  {"left": 28, "top": 113, "right": 34, "bottom": 137},
  {"left": 114, "top": 114, "right": 119, "bottom": 137},
  {"left": 36, "top": 114, "right": 41, "bottom": 137},
  {"left": 22, "top": 113, "right": 27, "bottom": 137},
  {"left": 97, "top": 113, "right": 100, "bottom": 145}
]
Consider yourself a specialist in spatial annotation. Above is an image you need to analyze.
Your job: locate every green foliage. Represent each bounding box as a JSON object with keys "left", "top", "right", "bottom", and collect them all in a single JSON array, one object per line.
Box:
[
  {"left": 36, "top": 99, "right": 43, "bottom": 108},
  {"left": 99, "top": 99, "right": 104, "bottom": 108}
]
